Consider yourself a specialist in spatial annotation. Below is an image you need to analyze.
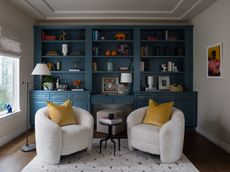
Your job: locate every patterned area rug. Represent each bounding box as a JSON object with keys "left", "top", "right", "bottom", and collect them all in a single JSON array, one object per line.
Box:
[{"left": 22, "top": 139, "right": 199, "bottom": 172}]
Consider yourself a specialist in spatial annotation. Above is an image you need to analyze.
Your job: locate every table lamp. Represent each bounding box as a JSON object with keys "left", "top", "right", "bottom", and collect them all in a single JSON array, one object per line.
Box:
[
  {"left": 31, "top": 63, "right": 51, "bottom": 89},
  {"left": 120, "top": 73, "right": 132, "bottom": 94},
  {"left": 21, "top": 63, "right": 51, "bottom": 152}
]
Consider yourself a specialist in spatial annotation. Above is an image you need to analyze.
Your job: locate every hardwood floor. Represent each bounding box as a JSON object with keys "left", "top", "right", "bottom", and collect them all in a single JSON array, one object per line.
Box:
[{"left": 0, "top": 130, "right": 229, "bottom": 172}]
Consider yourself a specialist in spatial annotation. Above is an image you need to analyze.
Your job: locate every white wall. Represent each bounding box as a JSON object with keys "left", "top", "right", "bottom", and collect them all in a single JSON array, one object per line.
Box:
[
  {"left": 0, "top": 0, "right": 34, "bottom": 146},
  {"left": 192, "top": 0, "right": 230, "bottom": 152}
]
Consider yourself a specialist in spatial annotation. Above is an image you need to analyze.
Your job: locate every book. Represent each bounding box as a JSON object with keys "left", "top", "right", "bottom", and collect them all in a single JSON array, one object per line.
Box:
[
  {"left": 72, "top": 88, "right": 84, "bottom": 91},
  {"left": 100, "top": 118, "right": 122, "bottom": 125}
]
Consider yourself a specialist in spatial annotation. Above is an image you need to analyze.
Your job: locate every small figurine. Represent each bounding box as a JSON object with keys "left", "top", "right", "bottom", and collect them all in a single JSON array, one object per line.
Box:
[
  {"left": 4, "top": 104, "right": 12, "bottom": 113},
  {"left": 117, "top": 44, "right": 128, "bottom": 56},
  {"left": 161, "top": 64, "right": 167, "bottom": 72},
  {"left": 59, "top": 32, "right": 68, "bottom": 40}
]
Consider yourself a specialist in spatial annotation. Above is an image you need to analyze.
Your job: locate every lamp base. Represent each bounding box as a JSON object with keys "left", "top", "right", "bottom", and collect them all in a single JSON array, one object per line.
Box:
[{"left": 21, "top": 144, "right": 36, "bottom": 152}]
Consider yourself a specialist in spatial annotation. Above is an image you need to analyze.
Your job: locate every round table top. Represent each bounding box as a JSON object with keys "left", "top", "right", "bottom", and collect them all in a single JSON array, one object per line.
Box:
[{"left": 99, "top": 118, "right": 122, "bottom": 126}]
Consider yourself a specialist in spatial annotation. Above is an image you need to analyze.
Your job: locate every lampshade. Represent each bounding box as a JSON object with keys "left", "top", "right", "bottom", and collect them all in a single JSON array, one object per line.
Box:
[
  {"left": 120, "top": 73, "right": 132, "bottom": 83},
  {"left": 31, "top": 63, "right": 51, "bottom": 76}
]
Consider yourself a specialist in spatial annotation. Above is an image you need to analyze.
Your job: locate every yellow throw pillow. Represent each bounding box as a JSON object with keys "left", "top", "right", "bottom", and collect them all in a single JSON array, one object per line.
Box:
[
  {"left": 143, "top": 99, "right": 174, "bottom": 127},
  {"left": 47, "top": 100, "right": 76, "bottom": 126}
]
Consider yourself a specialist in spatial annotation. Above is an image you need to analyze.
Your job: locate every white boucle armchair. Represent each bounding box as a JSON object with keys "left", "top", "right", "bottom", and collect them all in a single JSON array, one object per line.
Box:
[
  {"left": 35, "top": 106, "right": 94, "bottom": 165},
  {"left": 127, "top": 107, "right": 185, "bottom": 163}
]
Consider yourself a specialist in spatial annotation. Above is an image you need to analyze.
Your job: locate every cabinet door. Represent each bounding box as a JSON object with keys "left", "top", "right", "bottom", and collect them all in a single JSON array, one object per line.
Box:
[
  {"left": 72, "top": 99, "right": 88, "bottom": 110},
  {"left": 30, "top": 101, "right": 47, "bottom": 127},
  {"left": 175, "top": 94, "right": 197, "bottom": 130},
  {"left": 113, "top": 96, "right": 134, "bottom": 104},
  {"left": 91, "top": 95, "right": 113, "bottom": 104},
  {"left": 50, "top": 92, "right": 70, "bottom": 101},
  {"left": 136, "top": 94, "right": 175, "bottom": 108}
]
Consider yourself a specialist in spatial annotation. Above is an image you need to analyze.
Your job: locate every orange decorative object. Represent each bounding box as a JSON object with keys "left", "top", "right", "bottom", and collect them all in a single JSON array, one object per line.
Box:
[
  {"left": 111, "top": 50, "right": 117, "bottom": 56},
  {"left": 114, "top": 33, "right": 126, "bottom": 40},
  {"left": 105, "top": 49, "right": 111, "bottom": 56},
  {"left": 73, "top": 80, "right": 81, "bottom": 88}
]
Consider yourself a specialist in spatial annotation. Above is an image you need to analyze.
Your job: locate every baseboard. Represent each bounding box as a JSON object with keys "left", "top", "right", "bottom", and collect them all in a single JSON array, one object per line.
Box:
[
  {"left": 0, "top": 127, "right": 26, "bottom": 147},
  {"left": 196, "top": 126, "right": 230, "bottom": 154}
]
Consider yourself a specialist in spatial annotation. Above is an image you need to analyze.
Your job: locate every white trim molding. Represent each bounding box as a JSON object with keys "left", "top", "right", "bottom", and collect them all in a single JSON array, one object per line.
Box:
[
  {"left": 14, "top": 0, "right": 205, "bottom": 21},
  {"left": 0, "top": 127, "right": 26, "bottom": 147},
  {"left": 196, "top": 126, "right": 230, "bottom": 154}
]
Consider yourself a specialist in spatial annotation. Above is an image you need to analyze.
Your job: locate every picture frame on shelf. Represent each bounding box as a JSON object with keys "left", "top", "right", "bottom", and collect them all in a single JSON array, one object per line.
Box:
[
  {"left": 102, "top": 77, "right": 118, "bottom": 94},
  {"left": 207, "top": 42, "right": 222, "bottom": 79},
  {"left": 158, "top": 76, "right": 170, "bottom": 90}
]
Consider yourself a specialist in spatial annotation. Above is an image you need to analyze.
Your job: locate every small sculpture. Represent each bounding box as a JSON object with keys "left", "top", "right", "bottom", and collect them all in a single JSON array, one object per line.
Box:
[
  {"left": 117, "top": 44, "right": 128, "bottom": 56},
  {"left": 4, "top": 104, "right": 12, "bottom": 113},
  {"left": 59, "top": 32, "right": 68, "bottom": 40},
  {"left": 114, "top": 33, "right": 126, "bottom": 40},
  {"left": 161, "top": 64, "right": 167, "bottom": 72}
]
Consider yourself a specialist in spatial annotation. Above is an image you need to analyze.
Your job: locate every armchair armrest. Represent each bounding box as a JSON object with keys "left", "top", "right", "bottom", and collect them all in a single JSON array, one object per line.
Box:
[
  {"left": 35, "top": 107, "right": 62, "bottom": 164},
  {"left": 126, "top": 106, "right": 147, "bottom": 150},
  {"left": 72, "top": 107, "right": 94, "bottom": 130},
  {"left": 72, "top": 107, "right": 94, "bottom": 150},
  {"left": 159, "top": 108, "right": 185, "bottom": 163}
]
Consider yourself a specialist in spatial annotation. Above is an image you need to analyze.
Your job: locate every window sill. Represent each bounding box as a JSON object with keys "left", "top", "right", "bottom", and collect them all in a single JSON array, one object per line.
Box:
[{"left": 0, "top": 110, "right": 21, "bottom": 119}]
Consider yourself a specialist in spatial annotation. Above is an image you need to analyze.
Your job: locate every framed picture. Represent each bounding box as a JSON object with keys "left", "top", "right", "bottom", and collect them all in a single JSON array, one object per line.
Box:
[
  {"left": 102, "top": 77, "right": 118, "bottom": 94},
  {"left": 158, "top": 76, "right": 170, "bottom": 90},
  {"left": 207, "top": 43, "right": 222, "bottom": 78}
]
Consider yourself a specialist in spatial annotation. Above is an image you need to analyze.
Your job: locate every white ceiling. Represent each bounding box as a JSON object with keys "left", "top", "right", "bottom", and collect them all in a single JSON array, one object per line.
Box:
[{"left": 7, "top": 0, "right": 217, "bottom": 22}]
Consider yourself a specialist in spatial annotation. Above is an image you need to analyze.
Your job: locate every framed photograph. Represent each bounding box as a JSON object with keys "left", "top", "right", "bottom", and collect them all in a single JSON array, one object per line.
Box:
[
  {"left": 207, "top": 43, "right": 222, "bottom": 78},
  {"left": 158, "top": 76, "right": 170, "bottom": 90},
  {"left": 102, "top": 77, "right": 118, "bottom": 94}
]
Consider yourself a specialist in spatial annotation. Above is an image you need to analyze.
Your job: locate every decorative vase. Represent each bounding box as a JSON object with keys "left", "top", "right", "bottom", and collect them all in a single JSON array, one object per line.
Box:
[
  {"left": 62, "top": 44, "right": 68, "bottom": 56},
  {"left": 147, "top": 76, "right": 154, "bottom": 89}
]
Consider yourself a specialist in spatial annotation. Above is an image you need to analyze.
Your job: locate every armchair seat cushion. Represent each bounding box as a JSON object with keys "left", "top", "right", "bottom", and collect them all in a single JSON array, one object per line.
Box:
[
  {"left": 130, "top": 124, "right": 160, "bottom": 154},
  {"left": 61, "top": 125, "right": 91, "bottom": 155}
]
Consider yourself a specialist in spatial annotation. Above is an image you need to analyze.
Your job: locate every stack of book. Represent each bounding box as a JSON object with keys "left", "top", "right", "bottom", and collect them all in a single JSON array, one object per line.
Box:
[{"left": 68, "top": 69, "right": 80, "bottom": 72}]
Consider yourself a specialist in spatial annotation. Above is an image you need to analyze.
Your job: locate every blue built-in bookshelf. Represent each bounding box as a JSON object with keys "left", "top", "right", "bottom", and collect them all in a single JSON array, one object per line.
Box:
[{"left": 31, "top": 25, "right": 197, "bottom": 130}]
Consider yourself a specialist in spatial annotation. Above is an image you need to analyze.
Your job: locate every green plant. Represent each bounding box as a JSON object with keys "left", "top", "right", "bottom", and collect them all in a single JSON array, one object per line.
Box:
[{"left": 43, "top": 76, "right": 56, "bottom": 83}]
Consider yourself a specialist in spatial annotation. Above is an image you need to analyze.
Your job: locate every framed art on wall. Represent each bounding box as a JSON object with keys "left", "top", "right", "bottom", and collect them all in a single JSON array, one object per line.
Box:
[
  {"left": 102, "top": 77, "right": 118, "bottom": 94},
  {"left": 207, "top": 43, "right": 222, "bottom": 78},
  {"left": 158, "top": 76, "right": 170, "bottom": 90}
]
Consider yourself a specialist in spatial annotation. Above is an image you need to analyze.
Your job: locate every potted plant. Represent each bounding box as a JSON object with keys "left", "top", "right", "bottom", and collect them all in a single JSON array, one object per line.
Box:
[{"left": 42, "top": 76, "right": 56, "bottom": 90}]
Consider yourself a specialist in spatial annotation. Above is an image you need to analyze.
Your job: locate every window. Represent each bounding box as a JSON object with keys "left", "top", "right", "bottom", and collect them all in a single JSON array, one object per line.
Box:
[{"left": 0, "top": 55, "right": 19, "bottom": 115}]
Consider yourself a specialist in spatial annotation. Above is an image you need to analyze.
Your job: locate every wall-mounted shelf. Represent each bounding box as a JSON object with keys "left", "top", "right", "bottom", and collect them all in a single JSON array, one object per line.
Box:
[
  {"left": 51, "top": 71, "right": 85, "bottom": 74},
  {"left": 92, "top": 56, "right": 133, "bottom": 58},
  {"left": 42, "top": 56, "right": 85, "bottom": 58}
]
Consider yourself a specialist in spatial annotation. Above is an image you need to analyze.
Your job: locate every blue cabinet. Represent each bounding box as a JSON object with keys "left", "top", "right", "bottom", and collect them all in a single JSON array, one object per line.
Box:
[
  {"left": 30, "top": 91, "right": 90, "bottom": 127},
  {"left": 135, "top": 91, "right": 197, "bottom": 130}
]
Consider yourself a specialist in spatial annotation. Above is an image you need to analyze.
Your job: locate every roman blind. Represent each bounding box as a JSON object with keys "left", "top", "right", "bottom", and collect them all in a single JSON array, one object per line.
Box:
[{"left": 0, "top": 26, "right": 22, "bottom": 58}]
